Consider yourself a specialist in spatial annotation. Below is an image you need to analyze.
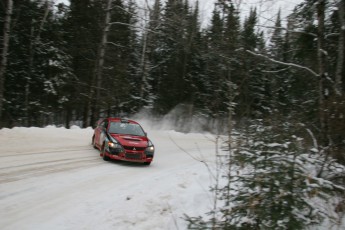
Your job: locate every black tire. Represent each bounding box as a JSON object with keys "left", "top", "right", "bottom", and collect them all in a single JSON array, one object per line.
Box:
[
  {"left": 102, "top": 144, "right": 110, "bottom": 161},
  {"left": 143, "top": 162, "right": 151, "bottom": 166}
]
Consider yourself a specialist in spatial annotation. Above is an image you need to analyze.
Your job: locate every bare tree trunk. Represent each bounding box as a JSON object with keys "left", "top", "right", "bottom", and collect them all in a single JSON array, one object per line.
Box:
[
  {"left": 0, "top": 0, "right": 13, "bottom": 123},
  {"left": 139, "top": 24, "right": 148, "bottom": 102},
  {"left": 317, "top": 0, "right": 330, "bottom": 147},
  {"left": 139, "top": 2, "right": 155, "bottom": 107},
  {"left": 96, "top": 0, "right": 112, "bottom": 105},
  {"left": 224, "top": 68, "right": 234, "bottom": 229},
  {"left": 335, "top": 0, "right": 344, "bottom": 96},
  {"left": 89, "top": 0, "right": 112, "bottom": 126},
  {"left": 316, "top": 0, "right": 332, "bottom": 177}
]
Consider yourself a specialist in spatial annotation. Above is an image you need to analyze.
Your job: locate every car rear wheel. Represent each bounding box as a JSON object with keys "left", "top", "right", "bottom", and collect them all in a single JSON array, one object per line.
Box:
[
  {"left": 143, "top": 162, "right": 151, "bottom": 166},
  {"left": 92, "top": 135, "right": 97, "bottom": 149},
  {"left": 102, "top": 144, "right": 110, "bottom": 161}
]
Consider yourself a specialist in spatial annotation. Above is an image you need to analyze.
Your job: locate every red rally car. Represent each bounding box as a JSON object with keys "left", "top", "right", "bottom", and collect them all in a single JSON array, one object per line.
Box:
[{"left": 92, "top": 118, "right": 154, "bottom": 165}]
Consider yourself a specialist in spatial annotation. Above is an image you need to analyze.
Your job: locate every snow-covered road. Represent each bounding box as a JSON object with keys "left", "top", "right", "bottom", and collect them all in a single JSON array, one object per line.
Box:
[{"left": 0, "top": 124, "right": 218, "bottom": 230}]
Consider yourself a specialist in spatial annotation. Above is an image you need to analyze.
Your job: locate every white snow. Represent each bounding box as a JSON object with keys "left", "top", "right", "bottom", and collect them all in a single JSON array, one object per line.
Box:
[
  {"left": 0, "top": 122, "right": 219, "bottom": 230},
  {"left": 1, "top": 121, "right": 345, "bottom": 229}
]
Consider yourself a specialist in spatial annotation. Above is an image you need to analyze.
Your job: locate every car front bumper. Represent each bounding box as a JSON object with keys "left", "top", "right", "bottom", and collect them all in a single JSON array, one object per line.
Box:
[{"left": 106, "top": 149, "right": 153, "bottom": 163}]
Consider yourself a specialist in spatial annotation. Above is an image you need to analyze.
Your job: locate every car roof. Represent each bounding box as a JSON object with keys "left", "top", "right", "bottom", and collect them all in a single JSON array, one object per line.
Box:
[{"left": 107, "top": 117, "right": 140, "bottom": 125}]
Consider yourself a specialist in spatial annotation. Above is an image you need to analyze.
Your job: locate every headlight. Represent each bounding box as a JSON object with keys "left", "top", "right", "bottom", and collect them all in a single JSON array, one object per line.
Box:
[
  {"left": 108, "top": 141, "right": 121, "bottom": 148},
  {"left": 145, "top": 146, "right": 155, "bottom": 152},
  {"left": 146, "top": 140, "right": 154, "bottom": 152},
  {"left": 106, "top": 141, "right": 124, "bottom": 154}
]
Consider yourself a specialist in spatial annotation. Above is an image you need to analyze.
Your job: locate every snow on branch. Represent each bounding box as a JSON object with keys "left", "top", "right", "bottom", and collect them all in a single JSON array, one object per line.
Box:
[
  {"left": 246, "top": 50, "right": 319, "bottom": 77},
  {"left": 255, "top": 25, "right": 318, "bottom": 37}
]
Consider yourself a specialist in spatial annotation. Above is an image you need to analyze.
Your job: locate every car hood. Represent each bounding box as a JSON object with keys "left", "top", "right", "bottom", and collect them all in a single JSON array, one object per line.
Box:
[{"left": 110, "top": 133, "right": 148, "bottom": 147}]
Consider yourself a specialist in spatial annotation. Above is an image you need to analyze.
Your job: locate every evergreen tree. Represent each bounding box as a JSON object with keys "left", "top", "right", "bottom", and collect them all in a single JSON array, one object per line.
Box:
[
  {"left": 154, "top": 0, "right": 199, "bottom": 115},
  {"left": 36, "top": 1, "right": 74, "bottom": 127},
  {"left": 128, "top": 0, "right": 152, "bottom": 112},
  {"left": 286, "top": 0, "right": 345, "bottom": 161},
  {"left": 186, "top": 119, "right": 345, "bottom": 229},
  {"left": 201, "top": 0, "right": 241, "bottom": 121},
  {"left": 184, "top": 1, "right": 205, "bottom": 113},
  {"left": 65, "top": 0, "right": 103, "bottom": 127},
  {"left": 101, "top": 0, "right": 134, "bottom": 117},
  {"left": 267, "top": 9, "right": 291, "bottom": 121},
  {"left": 144, "top": 0, "right": 163, "bottom": 110},
  {"left": 2, "top": 0, "right": 72, "bottom": 127},
  {"left": 238, "top": 7, "right": 269, "bottom": 119},
  {"left": 0, "top": 0, "right": 12, "bottom": 124},
  {"left": 200, "top": 7, "right": 224, "bottom": 117}
]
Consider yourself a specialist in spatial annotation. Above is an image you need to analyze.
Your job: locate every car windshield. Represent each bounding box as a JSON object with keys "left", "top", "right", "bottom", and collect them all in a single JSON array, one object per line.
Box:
[{"left": 108, "top": 122, "right": 145, "bottom": 136}]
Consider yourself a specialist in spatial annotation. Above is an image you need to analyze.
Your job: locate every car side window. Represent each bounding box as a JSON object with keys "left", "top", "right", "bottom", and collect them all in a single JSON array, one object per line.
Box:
[{"left": 104, "top": 120, "right": 108, "bottom": 129}]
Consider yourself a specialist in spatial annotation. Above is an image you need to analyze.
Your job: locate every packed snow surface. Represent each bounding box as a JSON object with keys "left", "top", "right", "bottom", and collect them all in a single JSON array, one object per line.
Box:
[{"left": 0, "top": 121, "right": 218, "bottom": 230}]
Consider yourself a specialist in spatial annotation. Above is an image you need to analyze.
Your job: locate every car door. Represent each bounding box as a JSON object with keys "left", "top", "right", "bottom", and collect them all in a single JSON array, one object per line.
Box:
[
  {"left": 94, "top": 119, "right": 105, "bottom": 148},
  {"left": 97, "top": 119, "right": 109, "bottom": 147}
]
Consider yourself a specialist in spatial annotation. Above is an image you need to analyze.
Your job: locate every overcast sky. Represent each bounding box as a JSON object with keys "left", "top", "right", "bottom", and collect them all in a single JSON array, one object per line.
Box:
[
  {"left": 197, "top": 0, "right": 303, "bottom": 28},
  {"left": 56, "top": 0, "right": 303, "bottom": 32},
  {"left": 136, "top": 0, "right": 303, "bottom": 29}
]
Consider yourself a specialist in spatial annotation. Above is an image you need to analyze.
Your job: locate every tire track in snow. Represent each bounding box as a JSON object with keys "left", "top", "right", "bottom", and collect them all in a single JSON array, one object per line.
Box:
[
  {"left": 0, "top": 149, "right": 102, "bottom": 184},
  {"left": 0, "top": 146, "right": 92, "bottom": 158}
]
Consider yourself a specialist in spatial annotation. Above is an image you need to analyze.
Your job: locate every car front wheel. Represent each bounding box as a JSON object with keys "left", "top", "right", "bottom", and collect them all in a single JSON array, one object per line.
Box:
[{"left": 102, "top": 144, "right": 110, "bottom": 161}]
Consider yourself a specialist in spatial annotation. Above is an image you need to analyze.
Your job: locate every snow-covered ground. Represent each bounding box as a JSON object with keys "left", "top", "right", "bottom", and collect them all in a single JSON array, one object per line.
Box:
[{"left": 0, "top": 121, "right": 219, "bottom": 230}]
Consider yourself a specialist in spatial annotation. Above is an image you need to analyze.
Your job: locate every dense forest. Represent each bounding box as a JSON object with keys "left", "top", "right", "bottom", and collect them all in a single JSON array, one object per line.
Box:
[
  {"left": 1, "top": 0, "right": 345, "bottom": 228},
  {"left": 0, "top": 0, "right": 344, "bottom": 154},
  {"left": 0, "top": 1, "right": 343, "bottom": 127}
]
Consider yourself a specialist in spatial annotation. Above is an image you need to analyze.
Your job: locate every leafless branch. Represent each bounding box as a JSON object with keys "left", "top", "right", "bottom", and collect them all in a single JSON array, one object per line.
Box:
[
  {"left": 246, "top": 50, "right": 319, "bottom": 77},
  {"left": 256, "top": 25, "right": 318, "bottom": 37},
  {"left": 261, "top": 67, "right": 292, "bottom": 73},
  {"left": 168, "top": 133, "right": 217, "bottom": 181},
  {"left": 106, "top": 42, "right": 126, "bottom": 48}
]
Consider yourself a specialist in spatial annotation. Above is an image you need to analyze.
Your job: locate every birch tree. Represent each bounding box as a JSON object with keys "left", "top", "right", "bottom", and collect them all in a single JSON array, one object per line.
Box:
[{"left": 90, "top": 0, "right": 113, "bottom": 125}]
